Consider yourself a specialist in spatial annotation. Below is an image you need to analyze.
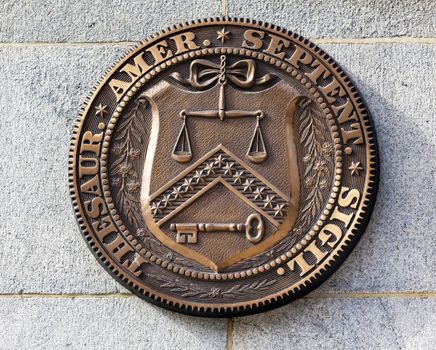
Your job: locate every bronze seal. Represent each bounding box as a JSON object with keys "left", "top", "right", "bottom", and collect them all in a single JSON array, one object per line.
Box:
[{"left": 69, "top": 18, "right": 378, "bottom": 316}]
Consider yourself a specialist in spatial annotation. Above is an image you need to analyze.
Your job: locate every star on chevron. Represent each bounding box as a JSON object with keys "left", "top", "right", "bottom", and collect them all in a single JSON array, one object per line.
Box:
[
  {"left": 214, "top": 154, "right": 226, "bottom": 167},
  {"left": 232, "top": 170, "right": 245, "bottom": 184},
  {"left": 151, "top": 202, "right": 163, "bottom": 215},
  {"left": 161, "top": 194, "right": 172, "bottom": 207},
  {"left": 263, "top": 195, "right": 275, "bottom": 208},
  {"left": 94, "top": 103, "right": 108, "bottom": 117},
  {"left": 223, "top": 162, "right": 235, "bottom": 176},
  {"left": 192, "top": 169, "right": 205, "bottom": 183},
  {"left": 348, "top": 161, "right": 363, "bottom": 176},
  {"left": 171, "top": 186, "right": 184, "bottom": 200},
  {"left": 243, "top": 179, "right": 255, "bottom": 193},
  {"left": 216, "top": 28, "right": 231, "bottom": 43},
  {"left": 253, "top": 186, "right": 265, "bottom": 200},
  {"left": 182, "top": 177, "right": 195, "bottom": 191},
  {"left": 203, "top": 162, "right": 216, "bottom": 175},
  {"left": 274, "top": 203, "right": 286, "bottom": 217}
]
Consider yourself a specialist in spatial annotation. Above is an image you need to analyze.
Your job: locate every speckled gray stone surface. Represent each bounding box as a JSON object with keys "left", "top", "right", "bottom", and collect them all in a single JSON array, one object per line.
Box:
[
  {"left": 0, "top": 44, "right": 434, "bottom": 295},
  {"left": 0, "top": 0, "right": 221, "bottom": 42},
  {"left": 0, "top": 46, "right": 127, "bottom": 294},
  {"left": 228, "top": 0, "right": 436, "bottom": 39},
  {"left": 232, "top": 297, "right": 436, "bottom": 350},
  {"left": 0, "top": 297, "right": 227, "bottom": 350}
]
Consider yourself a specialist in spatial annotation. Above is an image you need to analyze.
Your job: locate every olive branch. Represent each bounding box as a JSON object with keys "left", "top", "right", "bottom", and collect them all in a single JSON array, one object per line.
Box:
[
  {"left": 298, "top": 98, "right": 333, "bottom": 226},
  {"left": 110, "top": 98, "right": 148, "bottom": 227},
  {"left": 275, "top": 97, "right": 334, "bottom": 253}
]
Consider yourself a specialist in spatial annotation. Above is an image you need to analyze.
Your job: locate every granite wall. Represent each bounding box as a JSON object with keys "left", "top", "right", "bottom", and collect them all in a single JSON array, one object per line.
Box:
[{"left": 0, "top": 1, "right": 435, "bottom": 349}]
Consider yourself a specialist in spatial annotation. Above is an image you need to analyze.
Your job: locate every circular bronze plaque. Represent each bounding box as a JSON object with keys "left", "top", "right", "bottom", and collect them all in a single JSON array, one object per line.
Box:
[{"left": 69, "top": 18, "right": 378, "bottom": 316}]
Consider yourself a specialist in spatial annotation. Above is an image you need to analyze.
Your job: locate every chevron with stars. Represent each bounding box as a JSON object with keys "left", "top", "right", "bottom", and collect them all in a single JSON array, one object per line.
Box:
[{"left": 149, "top": 145, "right": 290, "bottom": 226}]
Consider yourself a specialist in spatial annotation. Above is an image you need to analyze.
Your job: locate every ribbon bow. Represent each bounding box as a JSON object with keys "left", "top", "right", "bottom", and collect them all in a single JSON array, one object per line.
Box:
[{"left": 171, "top": 58, "right": 276, "bottom": 90}]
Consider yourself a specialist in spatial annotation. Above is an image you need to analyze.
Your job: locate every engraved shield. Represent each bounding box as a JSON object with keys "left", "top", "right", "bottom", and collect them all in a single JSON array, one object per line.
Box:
[{"left": 140, "top": 56, "right": 301, "bottom": 271}]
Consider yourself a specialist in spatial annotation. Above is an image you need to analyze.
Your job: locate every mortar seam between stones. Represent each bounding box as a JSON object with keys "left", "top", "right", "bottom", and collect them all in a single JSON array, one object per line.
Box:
[
  {"left": 0, "top": 37, "right": 435, "bottom": 48},
  {"left": 226, "top": 318, "right": 234, "bottom": 350},
  {"left": 221, "top": 0, "right": 228, "bottom": 17}
]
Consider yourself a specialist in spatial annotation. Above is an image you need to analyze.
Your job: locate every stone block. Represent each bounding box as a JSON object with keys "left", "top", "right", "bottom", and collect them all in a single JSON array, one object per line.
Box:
[
  {"left": 0, "top": 0, "right": 221, "bottom": 42},
  {"left": 232, "top": 297, "right": 436, "bottom": 349},
  {"left": 0, "top": 296, "right": 227, "bottom": 349},
  {"left": 0, "top": 46, "right": 127, "bottom": 294},
  {"left": 227, "top": 0, "right": 436, "bottom": 39}
]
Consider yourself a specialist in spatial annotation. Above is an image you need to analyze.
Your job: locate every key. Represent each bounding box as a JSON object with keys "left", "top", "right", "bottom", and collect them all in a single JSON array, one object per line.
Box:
[{"left": 170, "top": 213, "right": 264, "bottom": 244}]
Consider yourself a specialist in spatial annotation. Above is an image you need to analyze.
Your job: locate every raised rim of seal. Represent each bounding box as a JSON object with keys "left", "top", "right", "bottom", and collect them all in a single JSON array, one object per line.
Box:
[{"left": 68, "top": 17, "right": 379, "bottom": 317}]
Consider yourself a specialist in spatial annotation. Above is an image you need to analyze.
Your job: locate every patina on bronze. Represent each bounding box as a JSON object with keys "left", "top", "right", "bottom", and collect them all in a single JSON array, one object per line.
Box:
[{"left": 69, "top": 18, "right": 379, "bottom": 317}]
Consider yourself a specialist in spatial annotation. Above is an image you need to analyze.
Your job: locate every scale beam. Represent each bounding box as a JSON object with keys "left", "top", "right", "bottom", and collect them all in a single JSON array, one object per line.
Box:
[{"left": 181, "top": 109, "right": 264, "bottom": 120}]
